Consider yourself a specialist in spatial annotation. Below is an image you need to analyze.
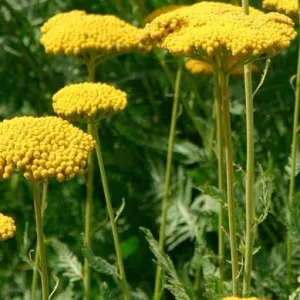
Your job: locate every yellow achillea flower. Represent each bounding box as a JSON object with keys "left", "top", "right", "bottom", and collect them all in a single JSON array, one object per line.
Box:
[
  {"left": 0, "top": 116, "right": 95, "bottom": 182},
  {"left": 140, "top": 2, "right": 296, "bottom": 69},
  {"left": 145, "top": 5, "right": 185, "bottom": 23},
  {"left": 185, "top": 59, "right": 259, "bottom": 76},
  {"left": 263, "top": 0, "right": 297, "bottom": 18},
  {"left": 0, "top": 213, "right": 16, "bottom": 241},
  {"left": 40, "top": 10, "right": 149, "bottom": 57},
  {"left": 53, "top": 83, "right": 127, "bottom": 121}
]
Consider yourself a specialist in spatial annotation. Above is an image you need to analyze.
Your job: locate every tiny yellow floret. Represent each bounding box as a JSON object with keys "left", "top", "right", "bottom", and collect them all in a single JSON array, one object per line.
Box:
[
  {"left": 0, "top": 213, "right": 16, "bottom": 241},
  {"left": 185, "top": 59, "right": 259, "bottom": 76},
  {"left": 145, "top": 5, "right": 185, "bottom": 23},
  {"left": 140, "top": 2, "right": 296, "bottom": 67},
  {"left": 40, "top": 10, "right": 149, "bottom": 57},
  {"left": 263, "top": 0, "right": 297, "bottom": 18},
  {"left": 53, "top": 82, "right": 127, "bottom": 121},
  {"left": 0, "top": 116, "right": 95, "bottom": 181}
]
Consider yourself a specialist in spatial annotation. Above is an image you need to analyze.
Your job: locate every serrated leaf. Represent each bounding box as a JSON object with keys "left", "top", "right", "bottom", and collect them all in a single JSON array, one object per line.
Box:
[
  {"left": 51, "top": 239, "right": 82, "bottom": 282},
  {"left": 197, "top": 184, "right": 226, "bottom": 203},
  {"left": 115, "top": 198, "right": 126, "bottom": 222},
  {"left": 140, "top": 227, "right": 194, "bottom": 300},
  {"left": 82, "top": 247, "right": 119, "bottom": 278}
]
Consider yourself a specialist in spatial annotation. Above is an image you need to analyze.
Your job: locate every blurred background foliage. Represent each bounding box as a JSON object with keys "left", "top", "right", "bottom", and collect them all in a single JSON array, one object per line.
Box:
[{"left": 0, "top": 0, "right": 300, "bottom": 299}]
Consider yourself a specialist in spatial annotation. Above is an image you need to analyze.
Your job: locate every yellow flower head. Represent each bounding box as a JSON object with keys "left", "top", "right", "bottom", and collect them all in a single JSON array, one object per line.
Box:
[
  {"left": 0, "top": 116, "right": 95, "bottom": 182},
  {"left": 145, "top": 5, "right": 185, "bottom": 23},
  {"left": 140, "top": 2, "right": 296, "bottom": 69},
  {"left": 53, "top": 83, "right": 127, "bottom": 121},
  {"left": 263, "top": 0, "right": 297, "bottom": 18},
  {"left": 185, "top": 59, "right": 259, "bottom": 76},
  {"left": 40, "top": 10, "right": 149, "bottom": 57},
  {"left": 0, "top": 214, "right": 16, "bottom": 241}
]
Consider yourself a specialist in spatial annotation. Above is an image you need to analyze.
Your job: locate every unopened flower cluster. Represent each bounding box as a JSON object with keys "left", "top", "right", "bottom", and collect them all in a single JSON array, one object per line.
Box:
[
  {"left": 263, "top": 0, "right": 297, "bottom": 18},
  {"left": 41, "top": 10, "right": 149, "bottom": 57},
  {"left": 145, "top": 5, "right": 185, "bottom": 23},
  {"left": 0, "top": 214, "right": 16, "bottom": 241},
  {"left": 185, "top": 59, "right": 259, "bottom": 76},
  {"left": 0, "top": 116, "right": 95, "bottom": 182},
  {"left": 140, "top": 2, "right": 296, "bottom": 61},
  {"left": 53, "top": 83, "right": 127, "bottom": 121}
]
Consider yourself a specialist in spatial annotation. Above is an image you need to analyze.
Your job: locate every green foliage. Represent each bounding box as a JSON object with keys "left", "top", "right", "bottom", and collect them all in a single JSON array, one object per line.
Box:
[
  {"left": 141, "top": 227, "right": 194, "bottom": 300},
  {"left": 82, "top": 247, "right": 119, "bottom": 278},
  {"left": 51, "top": 239, "right": 83, "bottom": 282},
  {"left": 0, "top": 0, "right": 300, "bottom": 299}
]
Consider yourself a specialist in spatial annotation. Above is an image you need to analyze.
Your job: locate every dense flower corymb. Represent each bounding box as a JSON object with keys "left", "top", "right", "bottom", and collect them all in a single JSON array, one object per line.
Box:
[
  {"left": 0, "top": 214, "right": 16, "bottom": 241},
  {"left": 0, "top": 116, "right": 95, "bottom": 182},
  {"left": 263, "top": 0, "right": 297, "bottom": 18},
  {"left": 40, "top": 10, "right": 149, "bottom": 57},
  {"left": 53, "top": 83, "right": 127, "bottom": 121},
  {"left": 185, "top": 59, "right": 259, "bottom": 76},
  {"left": 145, "top": 5, "right": 185, "bottom": 23},
  {"left": 140, "top": 2, "right": 296, "bottom": 64}
]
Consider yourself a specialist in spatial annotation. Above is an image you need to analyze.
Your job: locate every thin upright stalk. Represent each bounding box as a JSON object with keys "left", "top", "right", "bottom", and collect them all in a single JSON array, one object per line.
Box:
[
  {"left": 32, "top": 182, "right": 49, "bottom": 300},
  {"left": 213, "top": 71, "right": 225, "bottom": 282},
  {"left": 153, "top": 64, "right": 183, "bottom": 300},
  {"left": 91, "top": 122, "right": 130, "bottom": 300},
  {"left": 242, "top": 61, "right": 254, "bottom": 294},
  {"left": 287, "top": 3, "right": 300, "bottom": 283},
  {"left": 31, "top": 181, "right": 48, "bottom": 300},
  {"left": 83, "top": 59, "right": 96, "bottom": 300},
  {"left": 241, "top": 0, "right": 255, "bottom": 294},
  {"left": 219, "top": 70, "right": 239, "bottom": 295}
]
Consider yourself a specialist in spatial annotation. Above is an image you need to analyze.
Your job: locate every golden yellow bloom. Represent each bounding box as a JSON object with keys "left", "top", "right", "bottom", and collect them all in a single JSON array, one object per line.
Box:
[
  {"left": 263, "top": 0, "right": 297, "bottom": 18},
  {"left": 185, "top": 59, "right": 259, "bottom": 76},
  {"left": 141, "top": 2, "right": 296, "bottom": 68},
  {"left": 0, "top": 116, "right": 95, "bottom": 182},
  {"left": 53, "top": 83, "right": 127, "bottom": 121},
  {"left": 40, "top": 10, "right": 149, "bottom": 57},
  {"left": 145, "top": 5, "right": 185, "bottom": 23},
  {"left": 0, "top": 214, "right": 16, "bottom": 241}
]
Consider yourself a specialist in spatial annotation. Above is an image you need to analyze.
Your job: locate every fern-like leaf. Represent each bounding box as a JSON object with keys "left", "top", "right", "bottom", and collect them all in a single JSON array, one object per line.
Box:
[
  {"left": 82, "top": 247, "right": 119, "bottom": 278},
  {"left": 140, "top": 227, "right": 194, "bottom": 300},
  {"left": 51, "top": 239, "right": 83, "bottom": 282}
]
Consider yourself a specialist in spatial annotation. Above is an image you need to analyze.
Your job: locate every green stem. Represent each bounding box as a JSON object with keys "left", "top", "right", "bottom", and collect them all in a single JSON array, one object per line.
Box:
[
  {"left": 242, "top": 0, "right": 255, "bottom": 294},
  {"left": 213, "top": 71, "right": 225, "bottom": 283},
  {"left": 32, "top": 181, "right": 49, "bottom": 300},
  {"left": 219, "top": 71, "right": 239, "bottom": 295},
  {"left": 193, "top": 260, "right": 201, "bottom": 292},
  {"left": 287, "top": 4, "right": 300, "bottom": 283},
  {"left": 242, "top": 62, "right": 255, "bottom": 295},
  {"left": 84, "top": 123, "right": 94, "bottom": 300},
  {"left": 31, "top": 181, "right": 48, "bottom": 300},
  {"left": 153, "top": 64, "right": 183, "bottom": 300},
  {"left": 83, "top": 59, "right": 96, "bottom": 300},
  {"left": 91, "top": 122, "right": 130, "bottom": 300}
]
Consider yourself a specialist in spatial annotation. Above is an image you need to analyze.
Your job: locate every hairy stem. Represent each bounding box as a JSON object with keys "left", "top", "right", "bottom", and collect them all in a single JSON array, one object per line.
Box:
[
  {"left": 219, "top": 71, "right": 239, "bottom": 295},
  {"left": 287, "top": 3, "right": 300, "bottom": 283},
  {"left": 153, "top": 64, "right": 183, "bottom": 300},
  {"left": 32, "top": 182, "right": 49, "bottom": 300},
  {"left": 83, "top": 59, "right": 96, "bottom": 300},
  {"left": 31, "top": 181, "right": 48, "bottom": 300},
  {"left": 214, "top": 71, "right": 225, "bottom": 282},
  {"left": 241, "top": 0, "right": 256, "bottom": 294},
  {"left": 91, "top": 122, "right": 130, "bottom": 300}
]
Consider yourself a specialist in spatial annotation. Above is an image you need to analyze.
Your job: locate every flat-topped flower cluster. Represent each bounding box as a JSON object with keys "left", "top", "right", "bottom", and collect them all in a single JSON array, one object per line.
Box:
[
  {"left": 0, "top": 116, "right": 95, "bottom": 182},
  {"left": 140, "top": 2, "right": 296, "bottom": 62}
]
